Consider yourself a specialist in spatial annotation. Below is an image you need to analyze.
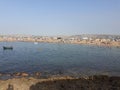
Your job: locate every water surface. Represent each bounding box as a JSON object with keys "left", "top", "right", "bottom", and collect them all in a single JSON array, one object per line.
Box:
[{"left": 0, "top": 42, "right": 120, "bottom": 76}]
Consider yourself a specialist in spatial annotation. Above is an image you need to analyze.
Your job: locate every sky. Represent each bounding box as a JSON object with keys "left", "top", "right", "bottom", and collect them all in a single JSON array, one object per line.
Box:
[{"left": 0, "top": 0, "right": 120, "bottom": 36}]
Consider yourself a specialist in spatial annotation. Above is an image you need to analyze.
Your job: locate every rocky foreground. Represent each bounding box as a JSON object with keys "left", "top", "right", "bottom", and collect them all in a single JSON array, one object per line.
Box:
[{"left": 0, "top": 75, "right": 120, "bottom": 90}]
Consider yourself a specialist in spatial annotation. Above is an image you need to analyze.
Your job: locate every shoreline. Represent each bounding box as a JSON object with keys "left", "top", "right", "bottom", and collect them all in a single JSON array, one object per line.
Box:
[
  {"left": 1, "top": 71, "right": 120, "bottom": 80},
  {"left": 0, "top": 75, "right": 120, "bottom": 90},
  {"left": 0, "top": 34, "right": 120, "bottom": 48},
  {"left": 0, "top": 40, "right": 120, "bottom": 48}
]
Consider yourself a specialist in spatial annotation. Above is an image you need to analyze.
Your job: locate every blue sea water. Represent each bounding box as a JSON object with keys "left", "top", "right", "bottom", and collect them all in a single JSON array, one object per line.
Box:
[{"left": 0, "top": 42, "right": 120, "bottom": 76}]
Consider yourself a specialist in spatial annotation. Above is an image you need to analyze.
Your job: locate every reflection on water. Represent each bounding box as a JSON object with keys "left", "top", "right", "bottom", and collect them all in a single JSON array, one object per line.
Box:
[{"left": 0, "top": 42, "right": 120, "bottom": 76}]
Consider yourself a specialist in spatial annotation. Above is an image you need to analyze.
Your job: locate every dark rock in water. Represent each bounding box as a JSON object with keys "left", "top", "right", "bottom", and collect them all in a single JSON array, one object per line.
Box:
[
  {"left": 33, "top": 72, "right": 41, "bottom": 78},
  {"left": 13, "top": 72, "right": 21, "bottom": 76},
  {"left": 0, "top": 73, "right": 2, "bottom": 76},
  {"left": 6, "top": 74, "right": 11, "bottom": 77},
  {"left": 35, "top": 72, "right": 41, "bottom": 76}
]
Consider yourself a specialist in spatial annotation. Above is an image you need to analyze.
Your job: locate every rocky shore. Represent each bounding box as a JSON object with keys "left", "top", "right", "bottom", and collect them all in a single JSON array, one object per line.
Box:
[{"left": 0, "top": 74, "right": 120, "bottom": 90}]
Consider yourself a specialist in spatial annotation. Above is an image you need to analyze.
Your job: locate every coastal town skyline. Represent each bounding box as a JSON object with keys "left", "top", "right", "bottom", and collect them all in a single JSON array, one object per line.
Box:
[
  {"left": 0, "top": 34, "right": 120, "bottom": 47},
  {"left": 0, "top": 0, "right": 120, "bottom": 35}
]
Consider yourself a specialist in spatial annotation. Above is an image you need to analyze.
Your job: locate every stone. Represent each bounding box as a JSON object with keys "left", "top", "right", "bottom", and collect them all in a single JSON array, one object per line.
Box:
[
  {"left": 14, "top": 72, "right": 21, "bottom": 76},
  {"left": 21, "top": 72, "right": 29, "bottom": 77},
  {"left": 0, "top": 73, "right": 2, "bottom": 76},
  {"left": 35, "top": 72, "right": 41, "bottom": 76}
]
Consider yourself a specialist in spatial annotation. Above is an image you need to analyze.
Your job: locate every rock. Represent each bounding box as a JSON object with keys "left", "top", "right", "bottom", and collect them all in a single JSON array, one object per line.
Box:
[
  {"left": 89, "top": 75, "right": 109, "bottom": 81},
  {"left": 0, "top": 73, "right": 2, "bottom": 76},
  {"left": 21, "top": 72, "right": 29, "bottom": 77},
  {"left": 33, "top": 72, "right": 41, "bottom": 79},
  {"left": 6, "top": 74, "right": 11, "bottom": 77},
  {"left": 35, "top": 72, "right": 41, "bottom": 76},
  {"left": 13, "top": 72, "right": 21, "bottom": 76}
]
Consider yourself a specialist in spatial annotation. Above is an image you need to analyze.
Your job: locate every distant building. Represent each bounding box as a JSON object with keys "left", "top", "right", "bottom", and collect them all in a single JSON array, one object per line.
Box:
[
  {"left": 57, "top": 37, "right": 62, "bottom": 40},
  {"left": 82, "top": 37, "right": 88, "bottom": 40}
]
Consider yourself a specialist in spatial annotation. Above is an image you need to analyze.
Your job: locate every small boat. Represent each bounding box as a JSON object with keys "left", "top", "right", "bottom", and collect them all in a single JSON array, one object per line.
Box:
[
  {"left": 3, "top": 46, "right": 13, "bottom": 50},
  {"left": 34, "top": 42, "right": 38, "bottom": 45}
]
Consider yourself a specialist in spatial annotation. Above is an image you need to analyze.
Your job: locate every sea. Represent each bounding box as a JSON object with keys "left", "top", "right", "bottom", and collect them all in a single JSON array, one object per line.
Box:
[{"left": 0, "top": 42, "right": 120, "bottom": 76}]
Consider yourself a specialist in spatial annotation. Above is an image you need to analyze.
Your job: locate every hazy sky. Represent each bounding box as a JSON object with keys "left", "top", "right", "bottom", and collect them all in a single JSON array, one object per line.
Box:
[{"left": 0, "top": 0, "right": 120, "bottom": 35}]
